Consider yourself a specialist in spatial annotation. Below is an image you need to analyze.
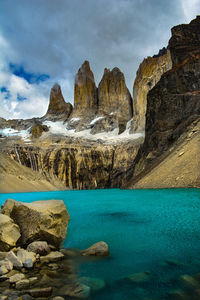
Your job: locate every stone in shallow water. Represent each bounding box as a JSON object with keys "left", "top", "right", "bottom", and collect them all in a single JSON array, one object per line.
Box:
[
  {"left": 126, "top": 271, "right": 151, "bottom": 283},
  {"left": 79, "top": 277, "right": 106, "bottom": 292},
  {"left": 40, "top": 251, "right": 64, "bottom": 263},
  {"left": 180, "top": 274, "right": 199, "bottom": 288},
  {"left": 81, "top": 241, "right": 109, "bottom": 257},
  {"left": 28, "top": 287, "right": 53, "bottom": 298},
  {"left": 59, "top": 282, "right": 90, "bottom": 299}
]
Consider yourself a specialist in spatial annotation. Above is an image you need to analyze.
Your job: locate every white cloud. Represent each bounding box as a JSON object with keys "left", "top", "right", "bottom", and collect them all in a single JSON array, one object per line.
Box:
[{"left": 180, "top": 0, "right": 200, "bottom": 21}]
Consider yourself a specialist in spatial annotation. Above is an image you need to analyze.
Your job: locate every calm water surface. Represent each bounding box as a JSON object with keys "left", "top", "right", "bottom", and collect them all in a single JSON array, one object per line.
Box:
[{"left": 1, "top": 188, "right": 200, "bottom": 299}]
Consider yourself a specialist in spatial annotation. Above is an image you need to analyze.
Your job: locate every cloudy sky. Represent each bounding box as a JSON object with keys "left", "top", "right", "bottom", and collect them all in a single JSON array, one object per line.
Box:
[{"left": 0, "top": 0, "right": 199, "bottom": 120}]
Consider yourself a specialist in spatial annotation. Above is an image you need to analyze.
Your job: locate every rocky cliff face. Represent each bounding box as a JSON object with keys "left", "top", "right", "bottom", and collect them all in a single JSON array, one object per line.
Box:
[
  {"left": 131, "top": 48, "right": 172, "bottom": 132},
  {"left": 98, "top": 67, "right": 133, "bottom": 130},
  {"left": 129, "top": 16, "right": 200, "bottom": 183},
  {"left": 74, "top": 61, "right": 98, "bottom": 113},
  {"left": 45, "top": 83, "right": 73, "bottom": 121},
  {"left": 2, "top": 137, "right": 141, "bottom": 190}
]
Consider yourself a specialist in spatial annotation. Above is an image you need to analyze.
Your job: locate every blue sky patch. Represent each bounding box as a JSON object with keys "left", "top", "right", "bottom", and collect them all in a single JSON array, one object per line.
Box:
[
  {"left": 0, "top": 86, "right": 10, "bottom": 99},
  {"left": 9, "top": 63, "right": 50, "bottom": 84},
  {"left": 17, "top": 94, "right": 27, "bottom": 101}
]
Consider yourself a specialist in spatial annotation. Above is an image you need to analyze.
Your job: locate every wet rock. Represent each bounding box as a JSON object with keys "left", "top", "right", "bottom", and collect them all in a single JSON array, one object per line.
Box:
[
  {"left": 81, "top": 241, "right": 109, "bottom": 257},
  {"left": 16, "top": 279, "right": 30, "bottom": 290},
  {"left": 59, "top": 282, "right": 90, "bottom": 299},
  {"left": 48, "top": 263, "right": 59, "bottom": 270},
  {"left": 2, "top": 199, "right": 70, "bottom": 248},
  {"left": 29, "top": 277, "right": 38, "bottom": 286},
  {"left": 180, "top": 274, "right": 199, "bottom": 288},
  {"left": 28, "top": 287, "right": 53, "bottom": 298},
  {"left": 27, "top": 241, "right": 50, "bottom": 255},
  {"left": 52, "top": 297, "right": 65, "bottom": 300},
  {"left": 0, "top": 259, "right": 13, "bottom": 274},
  {"left": 9, "top": 273, "right": 25, "bottom": 283},
  {"left": 60, "top": 248, "right": 79, "bottom": 257},
  {"left": 168, "top": 289, "right": 188, "bottom": 300},
  {"left": 6, "top": 251, "right": 23, "bottom": 269},
  {"left": 79, "top": 277, "right": 106, "bottom": 292},
  {"left": 40, "top": 251, "right": 64, "bottom": 263},
  {"left": 0, "top": 213, "right": 21, "bottom": 251},
  {"left": 126, "top": 271, "right": 151, "bottom": 283}
]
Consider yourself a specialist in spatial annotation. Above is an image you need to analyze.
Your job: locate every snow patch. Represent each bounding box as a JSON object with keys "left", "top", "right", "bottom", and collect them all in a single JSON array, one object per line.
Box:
[
  {"left": 70, "top": 117, "right": 80, "bottom": 123},
  {"left": 90, "top": 116, "right": 104, "bottom": 125},
  {"left": 0, "top": 127, "right": 31, "bottom": 139},
  {"left": 43, "top": 120, "right": 144, "bottom": 144}
]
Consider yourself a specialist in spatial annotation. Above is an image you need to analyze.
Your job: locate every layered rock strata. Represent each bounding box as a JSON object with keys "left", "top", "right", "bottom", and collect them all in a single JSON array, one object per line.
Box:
[{"left": 131, "top": 48, "right": 172, "bottom": 132}]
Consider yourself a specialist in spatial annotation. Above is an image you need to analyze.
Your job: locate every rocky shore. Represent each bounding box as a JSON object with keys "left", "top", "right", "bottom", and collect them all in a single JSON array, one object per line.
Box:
[{"left": 0, "top": 199, "right": 109, "bottom": 299}]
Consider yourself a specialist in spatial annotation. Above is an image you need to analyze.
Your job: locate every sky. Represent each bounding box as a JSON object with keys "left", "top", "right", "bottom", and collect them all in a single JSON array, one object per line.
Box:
[{"left": 0, "top": 0, "right": 200, "bottom": 120}]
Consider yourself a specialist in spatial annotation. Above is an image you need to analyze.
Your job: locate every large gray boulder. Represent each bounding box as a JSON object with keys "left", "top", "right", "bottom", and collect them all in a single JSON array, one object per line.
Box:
[
  {"left": 2, "top": 199, "right": 70, "bottom": 248},
  {"left": 0, "top": 213, "right": 21, "bottom": 251}
]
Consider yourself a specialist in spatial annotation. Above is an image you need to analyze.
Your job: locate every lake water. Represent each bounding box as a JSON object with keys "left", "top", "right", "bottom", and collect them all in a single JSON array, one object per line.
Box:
[{"left": 1, "top": 188, "right": 200, "bottom": 299}]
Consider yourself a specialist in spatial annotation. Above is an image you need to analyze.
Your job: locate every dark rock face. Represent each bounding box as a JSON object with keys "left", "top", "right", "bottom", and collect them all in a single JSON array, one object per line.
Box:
[
  {"left": 74, "top": 61, "right": 98, "bottom": 112},
  {"left": 46, "top": 83, "right": 73, "bottom": 121},
  {"left": 131, "top": 16, "right": 200, "bottom": 179},
  {"left": 169, "top": 16, "right": 200, "bottom": 65},
  {"left": 98, "top": 68, "right": 133, "bottom": 125}
]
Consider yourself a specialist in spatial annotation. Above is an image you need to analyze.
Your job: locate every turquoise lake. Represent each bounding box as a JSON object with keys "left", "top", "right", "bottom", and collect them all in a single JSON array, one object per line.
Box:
[{"left": 1, "top": 188, "right": 200, "bottom": 299}]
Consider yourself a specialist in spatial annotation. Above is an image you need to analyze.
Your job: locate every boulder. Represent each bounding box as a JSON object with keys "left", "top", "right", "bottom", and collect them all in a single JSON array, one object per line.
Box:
[
  {"left": 27, "top": 241, "right": 50, "bottom": 255},
  {"left": 40, "top": 251, "right": 64, "bottom": 263},
  {"left": 28, "top": 287, "right": 53, "bottom": 298},
  {"left": 81, "top": 241, "right": 109, "bottom": 257},
  {"left": 0, "top": 213, "right": 21, "bottom": 251},
  {"left": 15, "top": 279, "right": 30, "bottom": 290},
  {"left": 2, "top": 199, "right": 70, "bottom": 248},
  {"left": 17, "top": 249, "right": 36, "bottom": 269},
  {"left": 9, "top": 273, "right": 25, "bottom": 283},
  {"left": 6, "top": 251, "right": 23, "bottom": 269}
]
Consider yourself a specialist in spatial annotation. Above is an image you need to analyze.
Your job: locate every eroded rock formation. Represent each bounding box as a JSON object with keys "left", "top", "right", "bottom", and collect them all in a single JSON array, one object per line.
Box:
[
  {"left": 46, "top": 83, "right": 73, "bottom": 121},
  {"left": 131, "top": 48, "right": 172, "bottom": 132},
  {"left": 98, "top": 67, "right": 133, "bottom": 130},
  {"left": 74, "top": 61, "right": 98, "bottom": 112}
]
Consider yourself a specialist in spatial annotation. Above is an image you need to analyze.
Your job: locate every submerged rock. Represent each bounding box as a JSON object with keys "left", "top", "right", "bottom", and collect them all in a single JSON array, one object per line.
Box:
[
  {"left": 79, "top": 277, "right": 106, "bottom": 292},
  {"left": 59, "top": 282, "right": 90, "bottom": 299},
  {"left": 2, "top": 199, "right": 70, "bottom": 248},
  {"left": 0, "top": 213, "right": 21, "bottom": 251},
  {"left": 125, "top": 271, "right": 151, "bottom": 283},
  {"left": 40, "top": 251, "right": 64, "bottom": 263},
  {"left": 81, "top": 241, "right": 109, "bottom": 257}
]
